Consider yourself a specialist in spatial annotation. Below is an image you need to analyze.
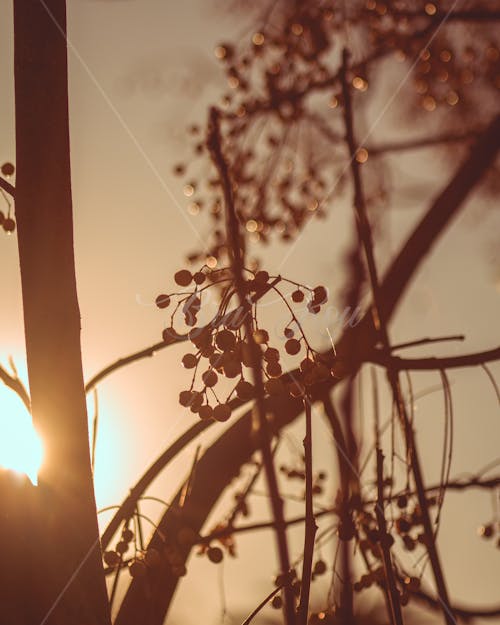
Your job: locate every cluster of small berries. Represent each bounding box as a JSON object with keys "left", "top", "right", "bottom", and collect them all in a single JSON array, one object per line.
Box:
[{"left": 156, "top": 266, "right": 336, "bottom": 422}]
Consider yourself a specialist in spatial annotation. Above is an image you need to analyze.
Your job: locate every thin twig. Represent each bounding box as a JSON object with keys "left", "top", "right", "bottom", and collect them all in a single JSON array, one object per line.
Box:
[
  {"left": 0, "top": 176, "right": 15, "bottom": 197},
  {"left": 240, "top": 585, "right": 282, "bottom": 625},
  {"left": 341, "top": 47, "right": 453, "bottom": 625},
  {"left": 208, "top": 106, "right": 296, "bottom": 625},
  {"left": 297, "top": 398, "right": 317, "bottom": 625},
  {"left": 0, "top": 361, "right": 31, "bottom": 412},
  {"left": 375, "top": 448, "right": 404, "bottom": 625}
]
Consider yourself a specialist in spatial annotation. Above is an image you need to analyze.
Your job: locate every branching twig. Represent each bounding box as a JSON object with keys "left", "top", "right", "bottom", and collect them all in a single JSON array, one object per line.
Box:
[
  {"left": 207, "top": 106, "right": 296, "bottom": 625},
  {"left": 341, "top": 47, "right": 453, "bottom": 625},
  {"left": 297, "top": 398, "right": 317, "bottom": 625},
  {"left": 0, "top": 361, "right": 31, "bottom": 412}
]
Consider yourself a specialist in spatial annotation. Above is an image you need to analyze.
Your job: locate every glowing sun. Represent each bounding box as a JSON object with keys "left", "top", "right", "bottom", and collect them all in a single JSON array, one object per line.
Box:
[{"left": 0, "top": 388, "right": 43, "bottom": 485}]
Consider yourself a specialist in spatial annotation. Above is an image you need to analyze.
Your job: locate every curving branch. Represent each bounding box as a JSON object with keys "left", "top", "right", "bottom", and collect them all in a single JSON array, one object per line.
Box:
[
  {"left": 100, "top": 419, "right": 211, "bottom": 550},
  {"left": 114, "top": 108, "right": 500, "bottom": 625}
]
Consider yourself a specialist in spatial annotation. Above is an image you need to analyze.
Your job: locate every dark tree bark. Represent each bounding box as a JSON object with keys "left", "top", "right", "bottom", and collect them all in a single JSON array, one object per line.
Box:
[{"left": 5, "top": 2, "right": 111, "bottom": 624}]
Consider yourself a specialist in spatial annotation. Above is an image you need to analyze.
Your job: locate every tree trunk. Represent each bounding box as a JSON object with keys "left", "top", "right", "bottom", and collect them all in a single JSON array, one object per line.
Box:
[{"left": 9, "top": 1, "right": 111, "bottom": 623}]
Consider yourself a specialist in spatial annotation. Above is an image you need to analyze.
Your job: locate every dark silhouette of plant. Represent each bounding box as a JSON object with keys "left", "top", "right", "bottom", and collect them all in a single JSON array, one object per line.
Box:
[{"left": 1, "top": 2, "right": 500, "bottom": 625}]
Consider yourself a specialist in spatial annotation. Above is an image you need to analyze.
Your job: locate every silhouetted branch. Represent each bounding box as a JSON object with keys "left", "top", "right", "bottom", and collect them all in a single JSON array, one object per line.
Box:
[
  {"left": 0, "top": 361, "right": 31, "bottom": 412},
  {"left": 375, "top": 449, "right": 404, "bottom": 625},
  {"left": 115, "top": 105, "right": 500, "bottom": 625},
  {"left": 341, "top": 47, "right": 454, "bottom": 625},
  {"left": 369, "top": 346, "right": 500, "bottom": 370},
  {"left": 100, "top": 420, "right": 210, "bottom": 550},
  {"left": 0, "top": 177, "right": 15, "bottom": 197},
  {"left": 241, "top": 585, "right": 283, "bottom": 625},
  {"left": 207, "top": 106, "right": 296, "bottom": 625},
  {"left": 297, "top": 399, "right": 317, "bottom": 625}
]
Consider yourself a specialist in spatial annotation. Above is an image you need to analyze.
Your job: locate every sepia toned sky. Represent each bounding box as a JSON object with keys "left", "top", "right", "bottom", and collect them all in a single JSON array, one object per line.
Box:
[{"left": 0, "top": 1, "right": 499, "bottom": 623}]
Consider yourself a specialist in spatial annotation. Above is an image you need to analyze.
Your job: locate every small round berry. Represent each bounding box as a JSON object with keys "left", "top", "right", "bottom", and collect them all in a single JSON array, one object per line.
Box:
[
  {"left": 116, "top": 540, "right": 129, "bottom": 555},
  {"left": 189, "top": 391, "right": 204, "bottom": 412},
  {"left": 3, "top": 218, "right": 15, "bottom": 233},
  {"left": 291, "top": 289, "right": 304, "bottom": 303},
  {"left": 202, "top": 369, "right": 218, "bottom": 387},
  {"left": 313, "top": 559, "right": 327, "bottom": 575},
  {"left": 396, "top": 495, "right": 408, "bottom": 509},
  {"left": 235, "top": 380, "right": 254, "bottom": 400},
  {"left": 285, "top": 338, "right": 301, "bottom": 355},
  {"left": 129, "top": 560, "right": 147, "bottom": 578},
  {"left": 271, "top": 595, "right": 283, "bottom": 609},
  {"left": 313, "top": 285, "right": 327, "bottom": 304},
  {"left": 215, "top": 329, "right": 236, "bottom": 352},
  {"left": 300, "top": 358, "right": 314, "bottom": 373},
  {"left": 213, "top": 404, "right": 232, "bottom": 422},
  {"left": 307, "top": 302, "right": 321, "bottom": 314},
  {"left": 121, "top": 528, "right": 134, "bottom": 543},
  {"left": 253, "top": 329, "right": 269, "bottom": 344},
  {"left": 179, "top": 390, "right": 194, "bottom": 407},
  {"left": 103, "top": 551, "right": 120, "bottom": 567},
  {"left": 266, "top": 361, "right": 282, "bottom": 378},
  {"left": 174, "top": 269, "right": 192, "bottom": 286},
  {"left": 155, "top": 294, "right": 171, "bottom": 309},
  {"left": 403, "top": 535, "right": 416, "bottom": 551},
  {"left": 264, "top": 347, "right": 280, "bottom": 362},
  {"left": 209, "top": 352, "right": 224, "bottom": 369},
  {"left": 193, "top": 271, "right": 206, "bottom": 285},
  {"left": 198, "top": 404, "right": 214, "bottom": 420},
  {"left": 254, "top": 270, "right": 269, "bottom": 283},
  {"left": 182, "top": 353, "right": 198, "bottom": 369},
  {"left": 207, "top": 546, "right": 224, "bottom": 563},
  {"left": 478, "top": 524, "right": 494, "bottom": 539},
  {"left": 284, "top": 327, "right": 294, "bottom": 338},
  {"left": 1, "top": 162, "right": 14, "bottom": 176}
]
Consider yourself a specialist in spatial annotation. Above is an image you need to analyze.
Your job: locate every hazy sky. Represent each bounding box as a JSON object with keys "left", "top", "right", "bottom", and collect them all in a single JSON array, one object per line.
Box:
[{"left": 1, "top": 2, "right": 499, "bottom": 623}]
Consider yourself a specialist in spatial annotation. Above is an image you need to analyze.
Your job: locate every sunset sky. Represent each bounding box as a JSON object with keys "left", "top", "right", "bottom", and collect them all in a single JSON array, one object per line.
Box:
[{"left": 0, "top": 2, "right": 499, "bottom": 623}]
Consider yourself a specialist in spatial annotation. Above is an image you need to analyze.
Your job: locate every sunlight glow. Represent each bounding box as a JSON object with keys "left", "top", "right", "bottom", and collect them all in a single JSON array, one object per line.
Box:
[{"left": 0, "top": 390, "right": 43, "bottom": 485}]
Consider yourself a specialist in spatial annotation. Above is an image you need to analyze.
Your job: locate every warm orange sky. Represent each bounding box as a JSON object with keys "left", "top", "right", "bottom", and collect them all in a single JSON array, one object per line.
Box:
[{"left": 1, "top": 2, "right": 499, "bottom": 623}]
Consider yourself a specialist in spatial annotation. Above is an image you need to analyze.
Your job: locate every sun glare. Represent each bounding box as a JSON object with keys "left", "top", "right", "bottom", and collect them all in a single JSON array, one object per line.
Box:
[{"left": 0, "top": 388, "right": 43, "bottom": 485}]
